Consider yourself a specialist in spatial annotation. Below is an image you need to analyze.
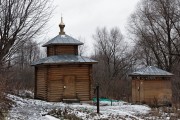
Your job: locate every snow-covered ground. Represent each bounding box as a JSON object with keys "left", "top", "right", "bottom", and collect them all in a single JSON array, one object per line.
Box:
[{"left": 7, "top": 93, "right": 151, "bottom": 120}]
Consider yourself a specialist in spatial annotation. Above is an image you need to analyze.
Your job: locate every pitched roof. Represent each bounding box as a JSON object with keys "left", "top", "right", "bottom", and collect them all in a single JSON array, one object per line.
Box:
[
  {"left": 31, "top": 55, "right": 97, "bottom": 65},
  {"left": 129, "top": 66, "right": 173, "bottom": 76},
  {"left": 42, "top": 35, "right": 83, "bottom": 47}
]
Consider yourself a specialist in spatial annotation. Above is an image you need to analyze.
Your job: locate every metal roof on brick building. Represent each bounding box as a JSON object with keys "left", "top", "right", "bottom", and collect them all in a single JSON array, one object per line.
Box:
[
  {"left": 31, "top": 55, "right": 97, "bottom": 65},
  {"left": 42, "top": 35, "right": 83, "bottom": 47},
  {"left": 129, "top": 66, "right": 173, "bottom": 76}
]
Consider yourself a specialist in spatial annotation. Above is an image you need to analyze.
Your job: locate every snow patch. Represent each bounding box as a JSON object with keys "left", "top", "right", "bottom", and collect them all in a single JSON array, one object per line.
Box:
[
  {"left": 7, "top": 94, "right": 151, "bottom": 120},
  {"left": 45, "top": 115, "right": 60, "bottom": 120}
]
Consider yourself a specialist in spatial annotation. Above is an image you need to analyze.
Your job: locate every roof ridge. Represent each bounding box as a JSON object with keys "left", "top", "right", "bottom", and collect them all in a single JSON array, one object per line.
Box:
[
  {"left": 42, "top": 34, "right": 83, "bottom": 47},
  {"left": 130, "top": 66, "right": 173, "bottom": 76}
]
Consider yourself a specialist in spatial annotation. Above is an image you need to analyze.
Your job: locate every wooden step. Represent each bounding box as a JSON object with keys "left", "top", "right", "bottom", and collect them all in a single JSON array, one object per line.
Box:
[{"left": 62, "top": 98, "right": 80, "bottom": 103}]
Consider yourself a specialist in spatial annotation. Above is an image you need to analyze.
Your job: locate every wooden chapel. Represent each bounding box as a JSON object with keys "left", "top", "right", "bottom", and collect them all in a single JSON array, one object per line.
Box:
[{"left": 32, "top": 17, "right": 97, "bottom": 102}]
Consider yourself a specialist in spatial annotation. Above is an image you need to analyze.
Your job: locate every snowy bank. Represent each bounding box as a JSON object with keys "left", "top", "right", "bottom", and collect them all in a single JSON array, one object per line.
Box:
[{"left": 7, "top": 94, "right": 150, "bottom": 120}]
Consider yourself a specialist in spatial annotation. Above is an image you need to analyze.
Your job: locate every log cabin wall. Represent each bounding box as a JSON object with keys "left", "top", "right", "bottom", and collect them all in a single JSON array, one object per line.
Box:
[
  {"left": 35, "top": 64, "right": 92, "bottom": 102},
  {"left": 47, "top": 65, "right": 63, "bottom": 101},
  {"left": 143, "top": 79, "right": 172, "bottom": 104},
  {"left": 35, "top": 66, "right": 47, "bottom": 100},
  {"left": 47, "top": 45, "right": 78, "bottom": 56},
  {"left": 132, "top": 77, "right": 172, "bottom": 104}
]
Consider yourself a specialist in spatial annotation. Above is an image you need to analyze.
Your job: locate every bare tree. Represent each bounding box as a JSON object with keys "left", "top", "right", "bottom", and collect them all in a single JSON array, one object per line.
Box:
[
  {"left": 93, "top": 27, "right": 126, "bottom": 79},
  {"left": 0, "top": 0, "right": 52, "bottom": 67},
  {"left": 78, "top": 36, "right": 88, "bottom": 56},
  {"left": 92, "top": 27, "right": 136, "bottom": 100},
  {"left": 128, "top": 0, "right": 180, "bottom": 72},
  {"left": 14, "top": 40, "right": 40, "bottom": 69},
  {"left": 9, "top": 40, "right": 41, "bottom": 90},
  {"left": 128, "top": 0, "right": 180, "bottom": 103},
  {"left": 0, "top": 1, "right": 52, "bottom": 114}
]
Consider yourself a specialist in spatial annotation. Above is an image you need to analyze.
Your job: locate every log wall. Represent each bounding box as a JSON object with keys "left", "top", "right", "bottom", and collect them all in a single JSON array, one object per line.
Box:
[
  {"left": 47, "top": 45, "right": 78, "bottom": 56},
  {"left": 132, "top": 78, "right": 172, "bottom": 104},
  {"left": 35, "top": 66, "right": 47, "bottom": 100},
  {"left": 35, "top": 64, "right": 92, "bottom": 102},
  {"left": 143, "top": 79, "right": 172, "bottom": 104}
]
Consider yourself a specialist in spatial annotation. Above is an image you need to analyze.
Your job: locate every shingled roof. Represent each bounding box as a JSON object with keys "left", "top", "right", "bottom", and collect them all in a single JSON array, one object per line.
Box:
[
  {"left": 129, "top": 66, "right": 173, "bottom": 76},
  {"left": 32, "top": 55, "right": 97, "bottom": 65},
  {"left": 42, "top": 35, "right": 83, "bottom": 47}
]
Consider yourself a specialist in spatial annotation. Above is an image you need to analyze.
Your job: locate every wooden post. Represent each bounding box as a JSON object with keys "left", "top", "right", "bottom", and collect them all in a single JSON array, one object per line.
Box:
[
  {"left": 96, "top": 84, "right": 99, "bottom": 114},
  {"left": 34, "top": 67, "right": 37, "bottom": 99},
  {"left": 139, "top": 80, "right": 140, "bottom": 103}
]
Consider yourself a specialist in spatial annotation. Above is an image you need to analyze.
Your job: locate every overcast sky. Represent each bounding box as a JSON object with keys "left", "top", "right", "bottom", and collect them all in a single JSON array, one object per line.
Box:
[{"left": 42, "top": 0, "right": 140, "bottom": 54}]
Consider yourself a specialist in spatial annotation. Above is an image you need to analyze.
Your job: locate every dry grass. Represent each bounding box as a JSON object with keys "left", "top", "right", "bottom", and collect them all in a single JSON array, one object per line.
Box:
[
  {"left": 142, "top": 106, "right": 180, "bottom": 120},
  {"left": 47, "top": 107, "right": 82, "bottom": 120},
  {"left": 0, "top": 73, "right": 16, "bottom": 119},
  {"left": 0, "top": 93, "right": 14, "bottom": 120}
]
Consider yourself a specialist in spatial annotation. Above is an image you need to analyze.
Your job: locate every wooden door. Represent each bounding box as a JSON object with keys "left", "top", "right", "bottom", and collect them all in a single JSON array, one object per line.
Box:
[
  {"left": 63, "top": 76, "right": 76, "bottom": 99},
  {"left": 135, "top": 80, "right": 140, "bottom": 102},
  {"left": 135, "top": 80, "right": 144, "bottom": 103}
]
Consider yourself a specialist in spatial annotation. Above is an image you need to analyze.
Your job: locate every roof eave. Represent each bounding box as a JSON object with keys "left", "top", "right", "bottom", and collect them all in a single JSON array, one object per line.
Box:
[
  {"left": 129, "top": 74, "right": 174, "bottom": 77},
  {"left": 32, "top": 61, "right": 98, "bottom": 66},
  {"left": 42, "top": 43, "right": 84, "bottom": 47}
]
